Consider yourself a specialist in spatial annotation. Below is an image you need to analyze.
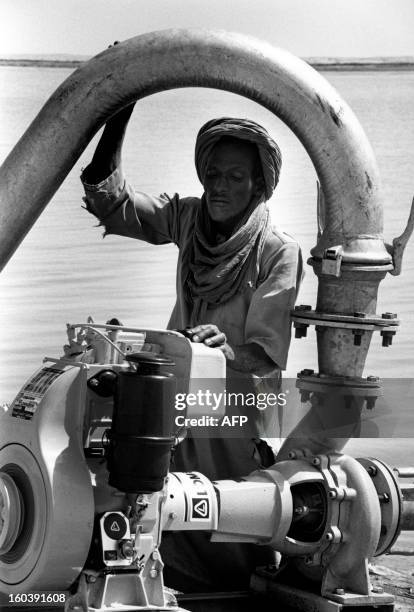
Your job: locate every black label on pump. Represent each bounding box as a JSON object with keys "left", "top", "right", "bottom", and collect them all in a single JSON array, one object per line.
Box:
[
  {"left": 191, "top": 498, "right": 210, "bottom": 520},
  {"left": 103, "top": 513, "right": 127, "bottom": 540}
]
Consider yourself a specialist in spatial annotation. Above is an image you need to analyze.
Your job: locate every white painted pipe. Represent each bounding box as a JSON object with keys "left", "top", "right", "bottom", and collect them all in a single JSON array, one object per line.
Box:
[{"left": 0, "top": 29, "right": 391, "bottom": 271}]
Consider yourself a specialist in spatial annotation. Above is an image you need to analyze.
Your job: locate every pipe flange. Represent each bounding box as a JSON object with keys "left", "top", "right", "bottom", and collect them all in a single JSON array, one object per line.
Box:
[
  {"left": 296, "top": 372, "right": 382, "bottom": 408},
  {"left": 292, "top": 307, "right": 399, "bottom": 328},
  {"left": 292, "top": 308, "right": 399, "bottom": 344},
  {"left": 308, "top": 257, "right": 394, "bottom": 276},
  {"left": 357, "top": 458, "right": 403, "bottom": 556}
]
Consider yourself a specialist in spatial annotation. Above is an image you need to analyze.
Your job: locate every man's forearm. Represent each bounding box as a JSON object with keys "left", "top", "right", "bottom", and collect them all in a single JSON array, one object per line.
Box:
[{"left": 82, "top": 104, "right": 135, "bottom": 184}]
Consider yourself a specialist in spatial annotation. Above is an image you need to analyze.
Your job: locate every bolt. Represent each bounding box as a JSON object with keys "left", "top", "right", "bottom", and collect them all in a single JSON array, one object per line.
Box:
[
  {"left": 367, "top": 465, "right": 377, "bottom": 477},
  {"left": 344, "top": 395, "right": 353, "bottom": 410},
  {"left": 168, "top": 512, "right": 177, "bottom": 520},
  {"left": 288, "top": 451, "right": 297, "bottom": 460},
  {"left": 378, "top": 493, "right": 390, "bottom": 504},
  {"left": 335, "top": 588, "right": 345, "bottom": 596},
  {"left": 343, "top": 487, "right": 357, "bottom": 500},
  {"left": 328, "top": 490, "right": 337, "bottom": 499},
  {"left": 381, "top": 330, "right": 396, "bottom": 347},
  {"left": 381, "top": 312, "right": 397, "bottom": 319},
  {"left": 300, "top": 390, "right": 311, "bottom": 403},
  {"left": 89, "top": 378, "right": 99, "bottom": 387},
  {"left": 325, "top": 532, "right": 334, "bottom": 541},
  {"left": 120, "top": 540, "right": 134, "bottom": 560},
  {"left": 294, "top": 506, "right": 309, "bottom": 516},
  {"left": 300, "top": 369, "right": 314, "bottom": 377},
  {"left": 86, "top": 574, "right": 97, "bottom": 583},
  {"left": 151, "top": 550, "right": 159, "bottom": 560},
  {"left": 149, "top": 569, "right": 158, "bottom": 579},
  {"left": 366, "top": 397, "right": 377, "bottom": 410},
  {"left": 372, "top": 586, "right": 384, "bottom": 594},
  {"left": 312, "top": 457, "right": 321, "bottom": 467},
  {"left": 294, "top": 323, "right": 309, "bottom": 339},
  {"left": 352, "top": 330, "right": 364, "bottom": 346}
]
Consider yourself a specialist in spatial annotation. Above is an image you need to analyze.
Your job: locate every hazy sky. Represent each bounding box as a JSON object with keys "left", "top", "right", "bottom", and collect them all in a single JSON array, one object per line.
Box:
[{"left": 1, "top": 0, "right": 414, "bottom": 58}]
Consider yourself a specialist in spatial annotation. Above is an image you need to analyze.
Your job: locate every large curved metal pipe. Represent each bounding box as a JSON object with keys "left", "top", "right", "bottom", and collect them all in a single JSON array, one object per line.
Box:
[{"left": 0, "top": 28, "right": 391, "bottom": 271}]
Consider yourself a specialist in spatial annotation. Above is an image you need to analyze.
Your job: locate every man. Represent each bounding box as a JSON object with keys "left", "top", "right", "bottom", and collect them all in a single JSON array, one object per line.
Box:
[{"left": 81, "top": 106, "right": 303, "bottom": 591}]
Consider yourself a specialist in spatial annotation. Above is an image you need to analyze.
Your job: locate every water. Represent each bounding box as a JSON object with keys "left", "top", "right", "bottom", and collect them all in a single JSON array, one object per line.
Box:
[{"left": 0, "top": 66, "right": 413, "bottom": 414}]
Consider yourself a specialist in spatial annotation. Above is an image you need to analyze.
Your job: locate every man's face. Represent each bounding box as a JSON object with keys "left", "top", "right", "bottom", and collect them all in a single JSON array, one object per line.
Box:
[{"left": 203, "top": 138, "right": 263, "bottom": 232}]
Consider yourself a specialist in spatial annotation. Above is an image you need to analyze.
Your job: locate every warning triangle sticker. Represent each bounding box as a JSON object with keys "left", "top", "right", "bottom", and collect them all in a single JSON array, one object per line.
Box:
[
  {"left": 192, "top": 499, "right": 209, "bottom": 518},
  {"left": 111, "top": 521, "right": 121, "bottom": 532}
]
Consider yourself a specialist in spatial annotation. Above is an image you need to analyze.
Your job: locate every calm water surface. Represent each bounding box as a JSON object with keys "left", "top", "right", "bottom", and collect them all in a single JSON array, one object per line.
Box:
[{"left": 0, "top": 66, "right": 413, "bottom": 414}]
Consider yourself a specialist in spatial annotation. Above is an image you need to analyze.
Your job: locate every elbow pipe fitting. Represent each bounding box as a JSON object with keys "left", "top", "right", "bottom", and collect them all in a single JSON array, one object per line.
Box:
[{"left": 0, "top": 28, "right": 391, "bottom": 271}]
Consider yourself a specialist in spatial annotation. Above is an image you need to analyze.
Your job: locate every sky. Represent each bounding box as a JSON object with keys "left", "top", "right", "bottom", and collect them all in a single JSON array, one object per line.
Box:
[{"left": 1, "top": 0, "right": 414, "bottom": 58}]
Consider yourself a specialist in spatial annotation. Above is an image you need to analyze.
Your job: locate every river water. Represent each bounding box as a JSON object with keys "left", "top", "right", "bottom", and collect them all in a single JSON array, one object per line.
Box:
[{"left": 0, "top": 66, "right": 413, "bottom": 464}]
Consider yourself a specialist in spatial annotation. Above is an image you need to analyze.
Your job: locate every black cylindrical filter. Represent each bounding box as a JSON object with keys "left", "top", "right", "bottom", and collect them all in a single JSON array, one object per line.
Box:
[{"left": 106, "top": 352, "right": 176, "bottom": 493}]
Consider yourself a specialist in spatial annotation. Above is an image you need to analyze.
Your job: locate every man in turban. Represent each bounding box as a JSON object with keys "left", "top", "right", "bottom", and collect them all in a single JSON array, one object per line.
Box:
[{"left": 81, "top": 105, "right": 303, "bottom": 592}]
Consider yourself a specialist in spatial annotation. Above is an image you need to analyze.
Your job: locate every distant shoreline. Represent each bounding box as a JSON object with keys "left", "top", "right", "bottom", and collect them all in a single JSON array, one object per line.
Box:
[{"left": 1, "top": 57, "right": 414, "bottom": 71}]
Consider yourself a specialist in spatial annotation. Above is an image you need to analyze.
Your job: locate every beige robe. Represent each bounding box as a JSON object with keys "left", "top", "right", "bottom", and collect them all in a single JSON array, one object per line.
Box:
[{"left": 82, "top": 166, "right": 303, "bottom": 591}]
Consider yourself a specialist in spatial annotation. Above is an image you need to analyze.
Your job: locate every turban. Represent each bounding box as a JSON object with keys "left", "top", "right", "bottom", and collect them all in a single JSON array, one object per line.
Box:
[{"left": 195, "top": 117, "right": 282, "bottom": 201}]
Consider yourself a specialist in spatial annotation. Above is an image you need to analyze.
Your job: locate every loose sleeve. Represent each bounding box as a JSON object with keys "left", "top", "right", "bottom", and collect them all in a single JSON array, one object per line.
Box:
[
  {"left": 81, "top": 165, "right": 184, "bottom": 246},
  {"left": 245, "top": 241, "right": 303, "bottom": 370}
]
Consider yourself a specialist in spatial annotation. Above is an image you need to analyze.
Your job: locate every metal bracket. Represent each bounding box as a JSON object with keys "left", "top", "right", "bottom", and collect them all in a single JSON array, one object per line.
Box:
[
  {"left": 251, "top": 571, "right": 394, "bottom": 611},
  {"left": 322, "top": 245, "right": 343, "bottom": 277},
  {"left": 387, "top": 195, "right": 414, "bottom": 276}
]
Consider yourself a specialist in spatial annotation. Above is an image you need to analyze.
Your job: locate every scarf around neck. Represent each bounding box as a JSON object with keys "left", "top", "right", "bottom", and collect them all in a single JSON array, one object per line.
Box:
[{"left": 182, "top": 196, "right": 270, "bottom": 323}]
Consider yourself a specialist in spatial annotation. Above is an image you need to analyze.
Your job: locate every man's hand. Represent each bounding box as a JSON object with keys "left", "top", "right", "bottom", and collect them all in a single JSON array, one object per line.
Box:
[
  {"left": 186, "top": 324, "right": 235, "bottom": 360},
  {"left": 186, "top": 324, "right": 277, "bottom": 375}
]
